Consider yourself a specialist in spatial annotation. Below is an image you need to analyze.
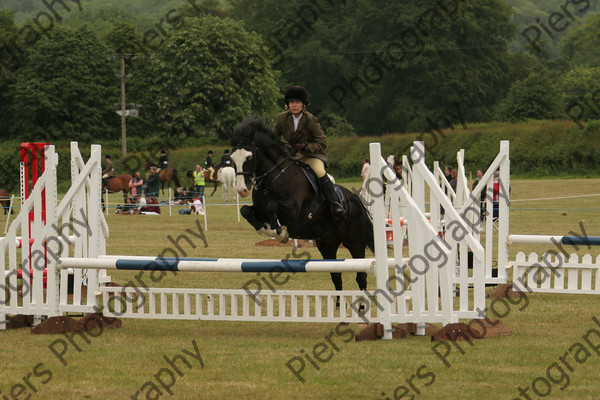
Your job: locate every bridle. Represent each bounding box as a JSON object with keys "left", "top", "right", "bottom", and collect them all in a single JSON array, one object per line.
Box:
[{"left": 233, "top": 144, "right": 291, "bottom": 190}]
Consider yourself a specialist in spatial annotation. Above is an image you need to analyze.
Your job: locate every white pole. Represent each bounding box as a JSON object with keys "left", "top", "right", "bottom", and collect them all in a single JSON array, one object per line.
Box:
[
  {"left": 237, "top": 192, "right": 240, "bottom": 222},
  {"left": 4, "top": 195, "right": 14, "bottom": 233},
  {"left": 105, "top": 188, "right": 109, "bottom": 215},
  {"left": 369, "top": 142, "right": 393, "bottom": 340},
  {"left": 169, "top": 187, "right": 172, "bottom": 216},
  {"left": 203, "top": 194, "right": 207, "bottom": 231}
]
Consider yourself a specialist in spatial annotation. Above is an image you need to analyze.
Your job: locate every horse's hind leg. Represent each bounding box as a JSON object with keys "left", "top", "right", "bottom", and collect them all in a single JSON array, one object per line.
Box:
[
  {"left": 341, "top": 236, "right": 369, "bottom": 292},
  {"left": 316, "top": 239, "right": 343, "bottom": 306}
]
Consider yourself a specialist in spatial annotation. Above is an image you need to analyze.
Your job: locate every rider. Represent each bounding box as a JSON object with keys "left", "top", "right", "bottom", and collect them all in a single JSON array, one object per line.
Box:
[
  {"left": 221, "top": 149, "right": 232, "bottom": 167},
  {"left": 157, "top": 149, "right": 168, "bottom": 173},
  {"left": 102, "top": 155, "right": 114, "bottom": 188},
  {"left": 273, "top": 85, "right": 345, "bottom": 218},
  {"left": 205, "top": 150, "right": 215, "bottom": 181}
]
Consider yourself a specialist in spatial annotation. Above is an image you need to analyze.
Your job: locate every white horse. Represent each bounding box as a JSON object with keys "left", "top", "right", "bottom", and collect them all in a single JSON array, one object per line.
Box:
[{"left": 218, "top": 166, "right": 236, "bottom": 201}]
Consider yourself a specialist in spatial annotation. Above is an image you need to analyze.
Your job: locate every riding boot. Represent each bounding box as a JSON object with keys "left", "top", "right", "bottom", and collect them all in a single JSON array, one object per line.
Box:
[{"left": 318, "top": 175, "right": 345, "bottom": 219}]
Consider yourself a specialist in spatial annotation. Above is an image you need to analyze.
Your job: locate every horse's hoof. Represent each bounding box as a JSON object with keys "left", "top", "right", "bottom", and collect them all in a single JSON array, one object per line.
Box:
[{"left": 276, "top": 226, "right": 289, "bottom": 244}]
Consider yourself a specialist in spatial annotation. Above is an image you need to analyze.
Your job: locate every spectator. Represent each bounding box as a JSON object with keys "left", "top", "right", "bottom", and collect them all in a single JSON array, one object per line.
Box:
[
  {"left": 449, "top": 169, "right": 458, "bottom": 193},
  {"left": 129, "top": 171, "right": 144, "bottom": 200},
  {"left": 178, "top": 197, "right": 204, "bottom": 215},
  {"left": 471, "top": 169, "right": 486, "bottom": 218},
  {"left": 472, "top": 169, "right": 483, "bottom": 191},
  {"left": 361, "top": 158, "right": 370, "bottom": 182},
  {"left": 221, "top": 149, "right": 232, "bottom": 167},
  {"left": 146, "top": 166, "right": 160, "bottom": 199},
  {"left": 444, "top": 165, "right": 453, "bottom": 182},
  {"left": 144, "top": 197, "right": 161, "bottom": 214},
  {"left": 136, "top": 196, "right": 161, "bottom": 215},
  {"left": 493, "top": 171, "right": 500, "bottom": 219},
  {"left": 205, "top": 150, "right": 215, "bottom": 180},
  {"left": 172, "top": 187, "right": 189, "bottom": 205},
  {"left": 394, "top": 162, "right": 402, "bottom": 181},
  {"left": 192, "top": 164, "right": 205, "bottom": 199},
  {"left": 190, "top": 197, "right": 204, "bottom": 215},
  {"left": 115, "top": 198, "right": 135, "bottom": 214},
  {"left": 157, "top": 149, "right": 168, "bottom": 173}
]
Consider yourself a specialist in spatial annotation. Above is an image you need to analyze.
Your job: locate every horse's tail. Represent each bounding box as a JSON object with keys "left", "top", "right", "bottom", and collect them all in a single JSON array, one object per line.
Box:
[{"left": 172, "top": 169, "right": 181, "bottom": 188}]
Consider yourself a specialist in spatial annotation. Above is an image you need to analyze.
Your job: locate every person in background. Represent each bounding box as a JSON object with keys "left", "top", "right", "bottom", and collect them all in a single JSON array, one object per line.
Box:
[
  {"left": 221, "top": 149, "right": 232, "bottom": 167},
  {"left": 157, "top": 149, "right": 168, "bottom": 173},
  {"left": 472, "top": 169, "right": 487, "bottom": 220},
  {"left": 102, "top": 155, "right": 114, "bottom": 188},
  {"left": 449, "top": 169, "right": 458, "bottom": 193},
  {"left": 444, "top": 165, "right": 453, "bottom": 182},
  {"left": 205, "top": 151, "right": 215, "bottom": 180},
  {"left": 193, "top": 164, "right": 205, "bottom": 200},
  {"left": 146, "top": 166, "right": 160, "bottom": 199},
  {"left": 129, "top": 171, "right": 144, "bottom": 200},
  {"left": 361, "top": 158, "right": 370, "bottom": 182}
]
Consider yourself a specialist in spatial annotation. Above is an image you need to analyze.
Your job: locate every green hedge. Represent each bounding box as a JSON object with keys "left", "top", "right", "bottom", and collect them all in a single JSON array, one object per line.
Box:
[
  {"left": 1, "top": 120, "right": 599, "bottom": 193},
  {"left": 327, "top": 119, "right": 600, "bottom": 179}
]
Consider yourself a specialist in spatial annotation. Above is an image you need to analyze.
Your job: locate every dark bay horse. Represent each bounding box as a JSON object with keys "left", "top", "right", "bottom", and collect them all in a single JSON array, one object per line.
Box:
[
  {"left": 0, "top": 189, "right": 12, "bottom": 214},
  {"left": 145, "top": 161, "right": 181, "bottom": 194},
  {"left": 102, "top": 174, "right": 132, "bottom": 203},
  {"left": 230, "top": 117, "right": 374, "bottom": 293}
]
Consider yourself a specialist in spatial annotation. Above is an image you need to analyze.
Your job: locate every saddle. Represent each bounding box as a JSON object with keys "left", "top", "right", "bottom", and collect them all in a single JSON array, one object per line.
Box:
[
  {"left": 295, "top": 161, "right": 344, "bottom": 201},
  {"left": 293, "top": 162, "right": 344, "bottom": 231}
]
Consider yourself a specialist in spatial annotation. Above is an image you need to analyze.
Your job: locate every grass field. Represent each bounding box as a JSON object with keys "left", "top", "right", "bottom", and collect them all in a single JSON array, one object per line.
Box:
[{"left": 1, "top": 178, "right": 600, "bottom": 399}]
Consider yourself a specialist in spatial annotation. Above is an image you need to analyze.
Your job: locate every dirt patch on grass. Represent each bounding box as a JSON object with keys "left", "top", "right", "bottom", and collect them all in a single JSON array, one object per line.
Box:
[{"left": 255, "top": 238, "right": 316, "bottom": 247}]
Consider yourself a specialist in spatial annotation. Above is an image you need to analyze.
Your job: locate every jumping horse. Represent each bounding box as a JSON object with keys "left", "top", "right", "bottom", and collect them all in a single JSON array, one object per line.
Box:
[
  {"left": 230, "top": 116, "right": 374, "bottom": 293},
  {"left": 145, "top": 161, "right": 181, "bottom": 194}
]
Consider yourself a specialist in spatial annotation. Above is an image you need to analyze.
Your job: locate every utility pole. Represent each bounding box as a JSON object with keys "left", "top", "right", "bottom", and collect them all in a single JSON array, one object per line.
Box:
[
  {"left": 107, "top": 53, "right": 136, "bottom": 156},
  {"left": 120, "top": 54, "right": 127, "bottom": 156}
]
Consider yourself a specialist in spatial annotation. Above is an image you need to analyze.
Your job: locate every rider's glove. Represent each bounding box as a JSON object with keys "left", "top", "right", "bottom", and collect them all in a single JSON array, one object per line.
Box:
[{"left": 292, "top": 142, "right": 307, "bottom": 152}]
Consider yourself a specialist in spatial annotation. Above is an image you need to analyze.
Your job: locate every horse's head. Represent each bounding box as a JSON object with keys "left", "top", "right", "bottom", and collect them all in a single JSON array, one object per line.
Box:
[
  {"left": 231, "top": 116, "right": 288, "bottom": 198},
  {"left": 230, "top": 117, "right": 262, "bottom": 198}
]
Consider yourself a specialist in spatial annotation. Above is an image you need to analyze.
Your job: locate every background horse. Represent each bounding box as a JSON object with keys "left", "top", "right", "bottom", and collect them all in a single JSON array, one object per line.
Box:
[
  {"left": 204, "top": 165, "right": 222, "bottom": 196},
  {"left": 145, "top": 161, "right": 181, "bottom": 194},
  {"left": 0, "top": 189, "right": 12, "bottom": 214},
  {"left": 102, "top": 174, "right": 132, "bottom": 203},
  {"left": 217, "top": 166, "right": 235, "bottom": 201},
  {"left": 231, "top": 116, "right": 374, "bottom": 293}
]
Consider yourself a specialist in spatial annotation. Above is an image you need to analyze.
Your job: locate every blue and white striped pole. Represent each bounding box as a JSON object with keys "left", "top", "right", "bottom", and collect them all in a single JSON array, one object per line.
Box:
[
  {"left": 508, "top": 235, "right": 600, "bottom": 246},
  {"left": 57, "top": 255, "right": 408, "bottom": 273}
]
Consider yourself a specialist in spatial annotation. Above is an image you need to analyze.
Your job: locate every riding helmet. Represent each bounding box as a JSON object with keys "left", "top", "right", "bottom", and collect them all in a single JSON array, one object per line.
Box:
[{"left": 284, "top": 86, "right": 309, "bottom": 105}]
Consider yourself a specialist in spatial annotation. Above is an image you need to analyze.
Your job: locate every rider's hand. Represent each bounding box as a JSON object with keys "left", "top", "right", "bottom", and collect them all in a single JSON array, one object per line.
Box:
[{"left": 292, "top": 142, "right": 307, "bottom": 152}]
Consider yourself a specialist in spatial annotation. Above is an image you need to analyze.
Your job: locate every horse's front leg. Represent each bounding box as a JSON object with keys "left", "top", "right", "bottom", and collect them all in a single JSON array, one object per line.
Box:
[
  {"left": 240, "top": 205, "right": 267, "bottom": 231},
  {"left": 266, "top": 200, "right": 289, "bottom": 243}
]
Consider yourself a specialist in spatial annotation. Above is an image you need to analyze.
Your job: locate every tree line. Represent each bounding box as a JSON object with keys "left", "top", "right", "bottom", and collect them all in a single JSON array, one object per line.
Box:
[{"left": 0, "top": 0, "right": 599, "bottom": 146}]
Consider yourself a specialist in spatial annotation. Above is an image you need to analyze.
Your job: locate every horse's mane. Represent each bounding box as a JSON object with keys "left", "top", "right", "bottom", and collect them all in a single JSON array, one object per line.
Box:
[{"left": 232, "top": 116, "right": 288, "bottom": 157}]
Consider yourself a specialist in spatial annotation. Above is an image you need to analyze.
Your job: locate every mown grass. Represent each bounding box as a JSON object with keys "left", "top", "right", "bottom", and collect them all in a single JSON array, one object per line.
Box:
[{"left": 1, "top": 178, "right": 600, "bottom": 399}]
